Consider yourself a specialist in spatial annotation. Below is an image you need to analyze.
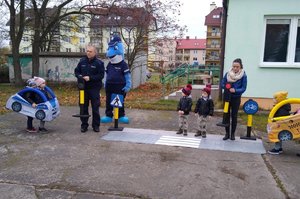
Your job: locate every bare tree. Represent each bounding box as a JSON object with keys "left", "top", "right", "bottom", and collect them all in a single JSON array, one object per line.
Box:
[
  {"left": 89, "top": 0, "right": 184, "bottom": 70},
  {"left": 4, "top": 0, "right": 26, "bottom": 85},
  {"left": 30, "top": 0, "right": 83, "bottom": 77},
  {"left": 4, "top": 0, "right": 183, "bottom": 82},
  {"left": 3, "top": 0, "right": 93, "bottom": 79}
]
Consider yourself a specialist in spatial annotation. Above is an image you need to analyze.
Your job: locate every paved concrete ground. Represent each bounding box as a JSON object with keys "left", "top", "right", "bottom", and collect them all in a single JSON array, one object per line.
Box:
[{"left": 0, "top": 106, "right": 299, "bottom": 199}]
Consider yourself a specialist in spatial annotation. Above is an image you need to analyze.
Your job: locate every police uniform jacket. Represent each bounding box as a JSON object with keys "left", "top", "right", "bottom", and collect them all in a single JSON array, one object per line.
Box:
[
  {"left": 74, "top": 56, "right": 105, "bottom": 89},
  {"left": 106, "top": 60, "right": 130, "bottom": 85}
]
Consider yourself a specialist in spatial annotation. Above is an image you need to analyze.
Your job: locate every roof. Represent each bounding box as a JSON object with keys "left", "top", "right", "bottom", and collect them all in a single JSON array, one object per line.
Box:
[
  {"left": 176, "top": 38, "right": 206, "bottom": 50},
  {"left": 204, "top": 7, "right": 223, "bottom": 26},
  {"left": 88, "top": 7, "right": 153, "bottom": 28}
]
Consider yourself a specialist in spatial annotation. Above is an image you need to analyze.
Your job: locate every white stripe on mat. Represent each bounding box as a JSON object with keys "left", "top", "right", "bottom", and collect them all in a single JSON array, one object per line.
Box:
[{"left": 155, "top": 136, "right": 201, "bottom": 148}]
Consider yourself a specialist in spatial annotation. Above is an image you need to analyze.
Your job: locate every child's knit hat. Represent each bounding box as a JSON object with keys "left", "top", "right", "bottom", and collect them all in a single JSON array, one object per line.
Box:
[
  {"left": 202, "top": 84, "right": 211, "bottom": 96},
  {"left": 186, "top": 84, "right": 192, "bottom": 90},
  {"left": 273, "top": 91, "right": 288, "bottom": 103},
  {"left": 26, "top": 78, "right": 37, "bottom": 87},
  {"left": 202, "top": 87, "right": 211, "bottom": 96},
  {"left": 34, "top": 76, "right": 46, "bottom": 87},
  {"left": 182, "top": 84, "right": 192, "bottom": 96}
]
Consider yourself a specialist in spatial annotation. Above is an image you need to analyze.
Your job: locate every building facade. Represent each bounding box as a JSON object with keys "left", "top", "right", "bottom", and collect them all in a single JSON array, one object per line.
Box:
[
  {"left": 18, "top": 7, "right": 151, "bottom": 56},
  {"left": 204, "top": 3, "right": 223, "bottom": 68},
  {"left": 223, "top": 0, "right": 300, "bottom": 109},
  {"left": 175, "top": 37, "right": 206, "bottom": 67},
  {"left": 148, "top": 38, "right": 177, "bottom": 71}
]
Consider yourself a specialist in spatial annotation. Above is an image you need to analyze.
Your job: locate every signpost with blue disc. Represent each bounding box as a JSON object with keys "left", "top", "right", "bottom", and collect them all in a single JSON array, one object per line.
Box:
[{"left": 241, "top": 99, "right": 259, "bottom": 140}]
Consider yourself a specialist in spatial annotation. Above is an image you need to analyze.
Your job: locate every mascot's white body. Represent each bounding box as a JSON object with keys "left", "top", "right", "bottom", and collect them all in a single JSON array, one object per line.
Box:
[{"left": 100, "top": 35, "right": 131, "bottom": 124}]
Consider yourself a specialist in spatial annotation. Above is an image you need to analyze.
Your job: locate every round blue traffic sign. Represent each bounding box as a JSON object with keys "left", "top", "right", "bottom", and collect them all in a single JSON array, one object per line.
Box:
[{"left": 243, "top": 99, "right": 259, "bottom": 114}]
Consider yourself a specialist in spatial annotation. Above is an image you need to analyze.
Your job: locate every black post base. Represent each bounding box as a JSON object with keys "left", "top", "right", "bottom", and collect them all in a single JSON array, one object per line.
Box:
[
  {"left": 240, "top": 126, "right": 256, "bottom": 140},
  {"left": 108, "top": 127, "right": 124, "bottom": 131},
  {"left": 240, "top": 136, "right": 256, "bottom": 140}
]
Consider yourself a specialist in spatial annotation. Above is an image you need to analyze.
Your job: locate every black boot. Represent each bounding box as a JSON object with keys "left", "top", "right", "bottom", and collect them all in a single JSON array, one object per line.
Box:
[
  {"left": 183, "top": 130, "right": 187, "bottom": 136},
  {"left": 230, "top": 131, "right": 235, "bottom": 140},
  {"left": 176, "top": 129, "right": 183, "bottom": 134},
  {"left": 195, "top": 130, "right": 201, "bottom": 137},
  {"left": 223, "top": 128, "right": 230, "bottom": 140}
]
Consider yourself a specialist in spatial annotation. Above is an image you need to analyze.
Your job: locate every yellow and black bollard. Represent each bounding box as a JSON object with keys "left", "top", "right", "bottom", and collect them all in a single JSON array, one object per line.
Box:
[
  {"left": 72, "top": 75, "right": 90, "bottom": 119},
  {"left": 217, "top": 83, "right": 231, "bottom": 127},
  {"left": 240, "top": 99, "right": 258, "bottom": 140}
]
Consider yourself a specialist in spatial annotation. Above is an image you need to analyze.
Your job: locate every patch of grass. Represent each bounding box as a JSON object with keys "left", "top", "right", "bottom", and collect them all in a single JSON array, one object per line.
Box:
[
  {"left": 147, "top": 72, "right": 161, "bottom": 83},
  {"left": 0, "top": 84, "right": 23, "bottom": 115},
  {"left": 128, "top": 99, "right": 178, "bottom": 111},
  {"left": 240, "top": 112, "right": 269, "bottom": 132}
]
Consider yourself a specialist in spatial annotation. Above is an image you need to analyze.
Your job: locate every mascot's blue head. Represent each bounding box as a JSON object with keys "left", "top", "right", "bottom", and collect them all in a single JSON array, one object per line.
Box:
[{"left": 106, "top": 35, "right": 124, "bottom": 64}]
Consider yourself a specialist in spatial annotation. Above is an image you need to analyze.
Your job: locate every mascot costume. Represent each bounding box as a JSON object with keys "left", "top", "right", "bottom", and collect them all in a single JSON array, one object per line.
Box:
[{"left": 101, "top": 35, "right": 131, "bottom": 124}]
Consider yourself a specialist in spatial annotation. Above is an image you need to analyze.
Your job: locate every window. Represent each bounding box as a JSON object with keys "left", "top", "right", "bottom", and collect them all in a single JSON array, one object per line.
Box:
[
  {"left": 114, "top": 16, "right": 121, "bottom": 20},
  {"left": 194, "top": 50, "right": 198, "bottom": 54},
  {"left": 62, "top": 36, "right": 70, "bottom": 43},
  {"left": 23, "top": 47, "right": 29, "bottom": 52},
  {"left": 23, "top": 37, "right": 29, "bottom": 42},
  {"left": 212, "top": 27, "right": 219, "bottom": 33},
  {"left": 66, "top": 48, "right": 71, "bottom": 52},
  {"left": 65, "top": 27, "right": 71, "bottom": 32},
  {"left": 80, "top": 48, "right": 85, "bottom": 52},
  {"left": 80, "top": 37, "right": 85, "bottom": 44},
  {"left": 262, "top": 17, "right": 300, "bottom": 66},
  {"left": 79, "top": 27, "right": 85, "bottom": 33},
  {"left": 213, "top": 15, "right": 220, "bottom": 19}
]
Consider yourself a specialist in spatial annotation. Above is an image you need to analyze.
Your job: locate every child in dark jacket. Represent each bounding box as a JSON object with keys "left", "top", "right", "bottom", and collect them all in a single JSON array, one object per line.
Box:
[
  {"left": 268, "top": 91, "right": 291, "bottom": 155},
  {"left": 177, "top": 85, "right": 193, "bottom": 136},
  {"left": 24, "top": 78, "right": 39, "bottom": 133},
  {"left": 194, "top": 86, "right": 214, "bottom": 138}
]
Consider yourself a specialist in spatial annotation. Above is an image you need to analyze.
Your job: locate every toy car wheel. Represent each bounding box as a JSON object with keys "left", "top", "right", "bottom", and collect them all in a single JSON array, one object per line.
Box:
[
  {"left": 278, "top": 130, "right": 293, "bottom": 141},
  {"left": 12, "top": 102, "right": 22, "bottom": 112},
  {"left": 35, "top": 110, "right": 46, "bottom": 120}
]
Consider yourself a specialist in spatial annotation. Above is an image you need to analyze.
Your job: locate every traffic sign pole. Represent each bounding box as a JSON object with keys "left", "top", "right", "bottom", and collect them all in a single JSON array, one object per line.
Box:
[
  {"left": 240, "top": 99, "right": 258, "bottom": 140},
  {"left": 217, "top": 83, "right": 231, "bottom": 127},
  {"left": 72, "top": 75, "right": 90, "bottom": 119},
  {"left": 108, "top": 93, "right": 124, "bottom": 131}
]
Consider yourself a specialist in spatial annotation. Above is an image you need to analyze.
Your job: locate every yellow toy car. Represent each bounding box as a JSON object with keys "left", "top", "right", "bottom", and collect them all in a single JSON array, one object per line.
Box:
[{"left": 267, "top": 98, "right": 300, "bottom": 143}]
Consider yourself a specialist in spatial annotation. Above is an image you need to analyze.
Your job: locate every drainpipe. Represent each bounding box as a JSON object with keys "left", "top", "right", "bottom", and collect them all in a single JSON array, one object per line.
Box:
[{"left": 219, "top": 0, "right": 228, "bottom": 100}]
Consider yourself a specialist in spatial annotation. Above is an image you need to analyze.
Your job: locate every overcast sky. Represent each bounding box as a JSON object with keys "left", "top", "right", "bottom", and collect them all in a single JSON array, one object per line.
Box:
[{"left": 179, "top": 0, "right": 222, "bottom": 39}]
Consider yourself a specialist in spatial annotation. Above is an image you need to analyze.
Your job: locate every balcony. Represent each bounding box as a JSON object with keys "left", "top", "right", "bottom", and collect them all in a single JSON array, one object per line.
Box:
[
  {"left": 206, "top": 44, "right": 221, "bottom": 49},
  {"left": 205, "top": 56, "right": 220, "bottom": 61},
  {"left": 88, "top": 31, "right": 103, "bottom": 37},
  {"left": 207, "top": 32, "right": 221, "bottom": 38}
]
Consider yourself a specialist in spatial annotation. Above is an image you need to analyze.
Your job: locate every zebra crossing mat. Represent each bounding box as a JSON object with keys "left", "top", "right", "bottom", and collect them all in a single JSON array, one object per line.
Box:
[
  {"left": 101, "top": 128, "right": 266, "bottom": 154},
  {"left": 155, "top": 136, "right": 200, "bottom": 148}
]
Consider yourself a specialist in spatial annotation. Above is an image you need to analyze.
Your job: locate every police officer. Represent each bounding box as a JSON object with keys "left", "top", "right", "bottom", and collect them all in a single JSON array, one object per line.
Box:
[{"left": 74, "top": 45, "right": 105, "bottom": 133}]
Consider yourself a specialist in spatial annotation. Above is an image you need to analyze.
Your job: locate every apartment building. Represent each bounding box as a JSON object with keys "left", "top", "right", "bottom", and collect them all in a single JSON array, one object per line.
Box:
[
  {"left": 148, "top": 38, "right": 177, "bottom": 71},
  {"left": 204, "top": 2, "right": 223, "bottom": 68},
  {"left": 18, "top": 7, "right": 152, "bottom": 55},
  {"left": 175, "top": 37, "right": 206, "bottom": 67}
]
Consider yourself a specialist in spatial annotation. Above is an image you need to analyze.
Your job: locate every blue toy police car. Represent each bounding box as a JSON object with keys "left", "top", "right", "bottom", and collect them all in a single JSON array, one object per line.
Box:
[{"left": 6, "top": 86, "right": 60, "bottom": 121}]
